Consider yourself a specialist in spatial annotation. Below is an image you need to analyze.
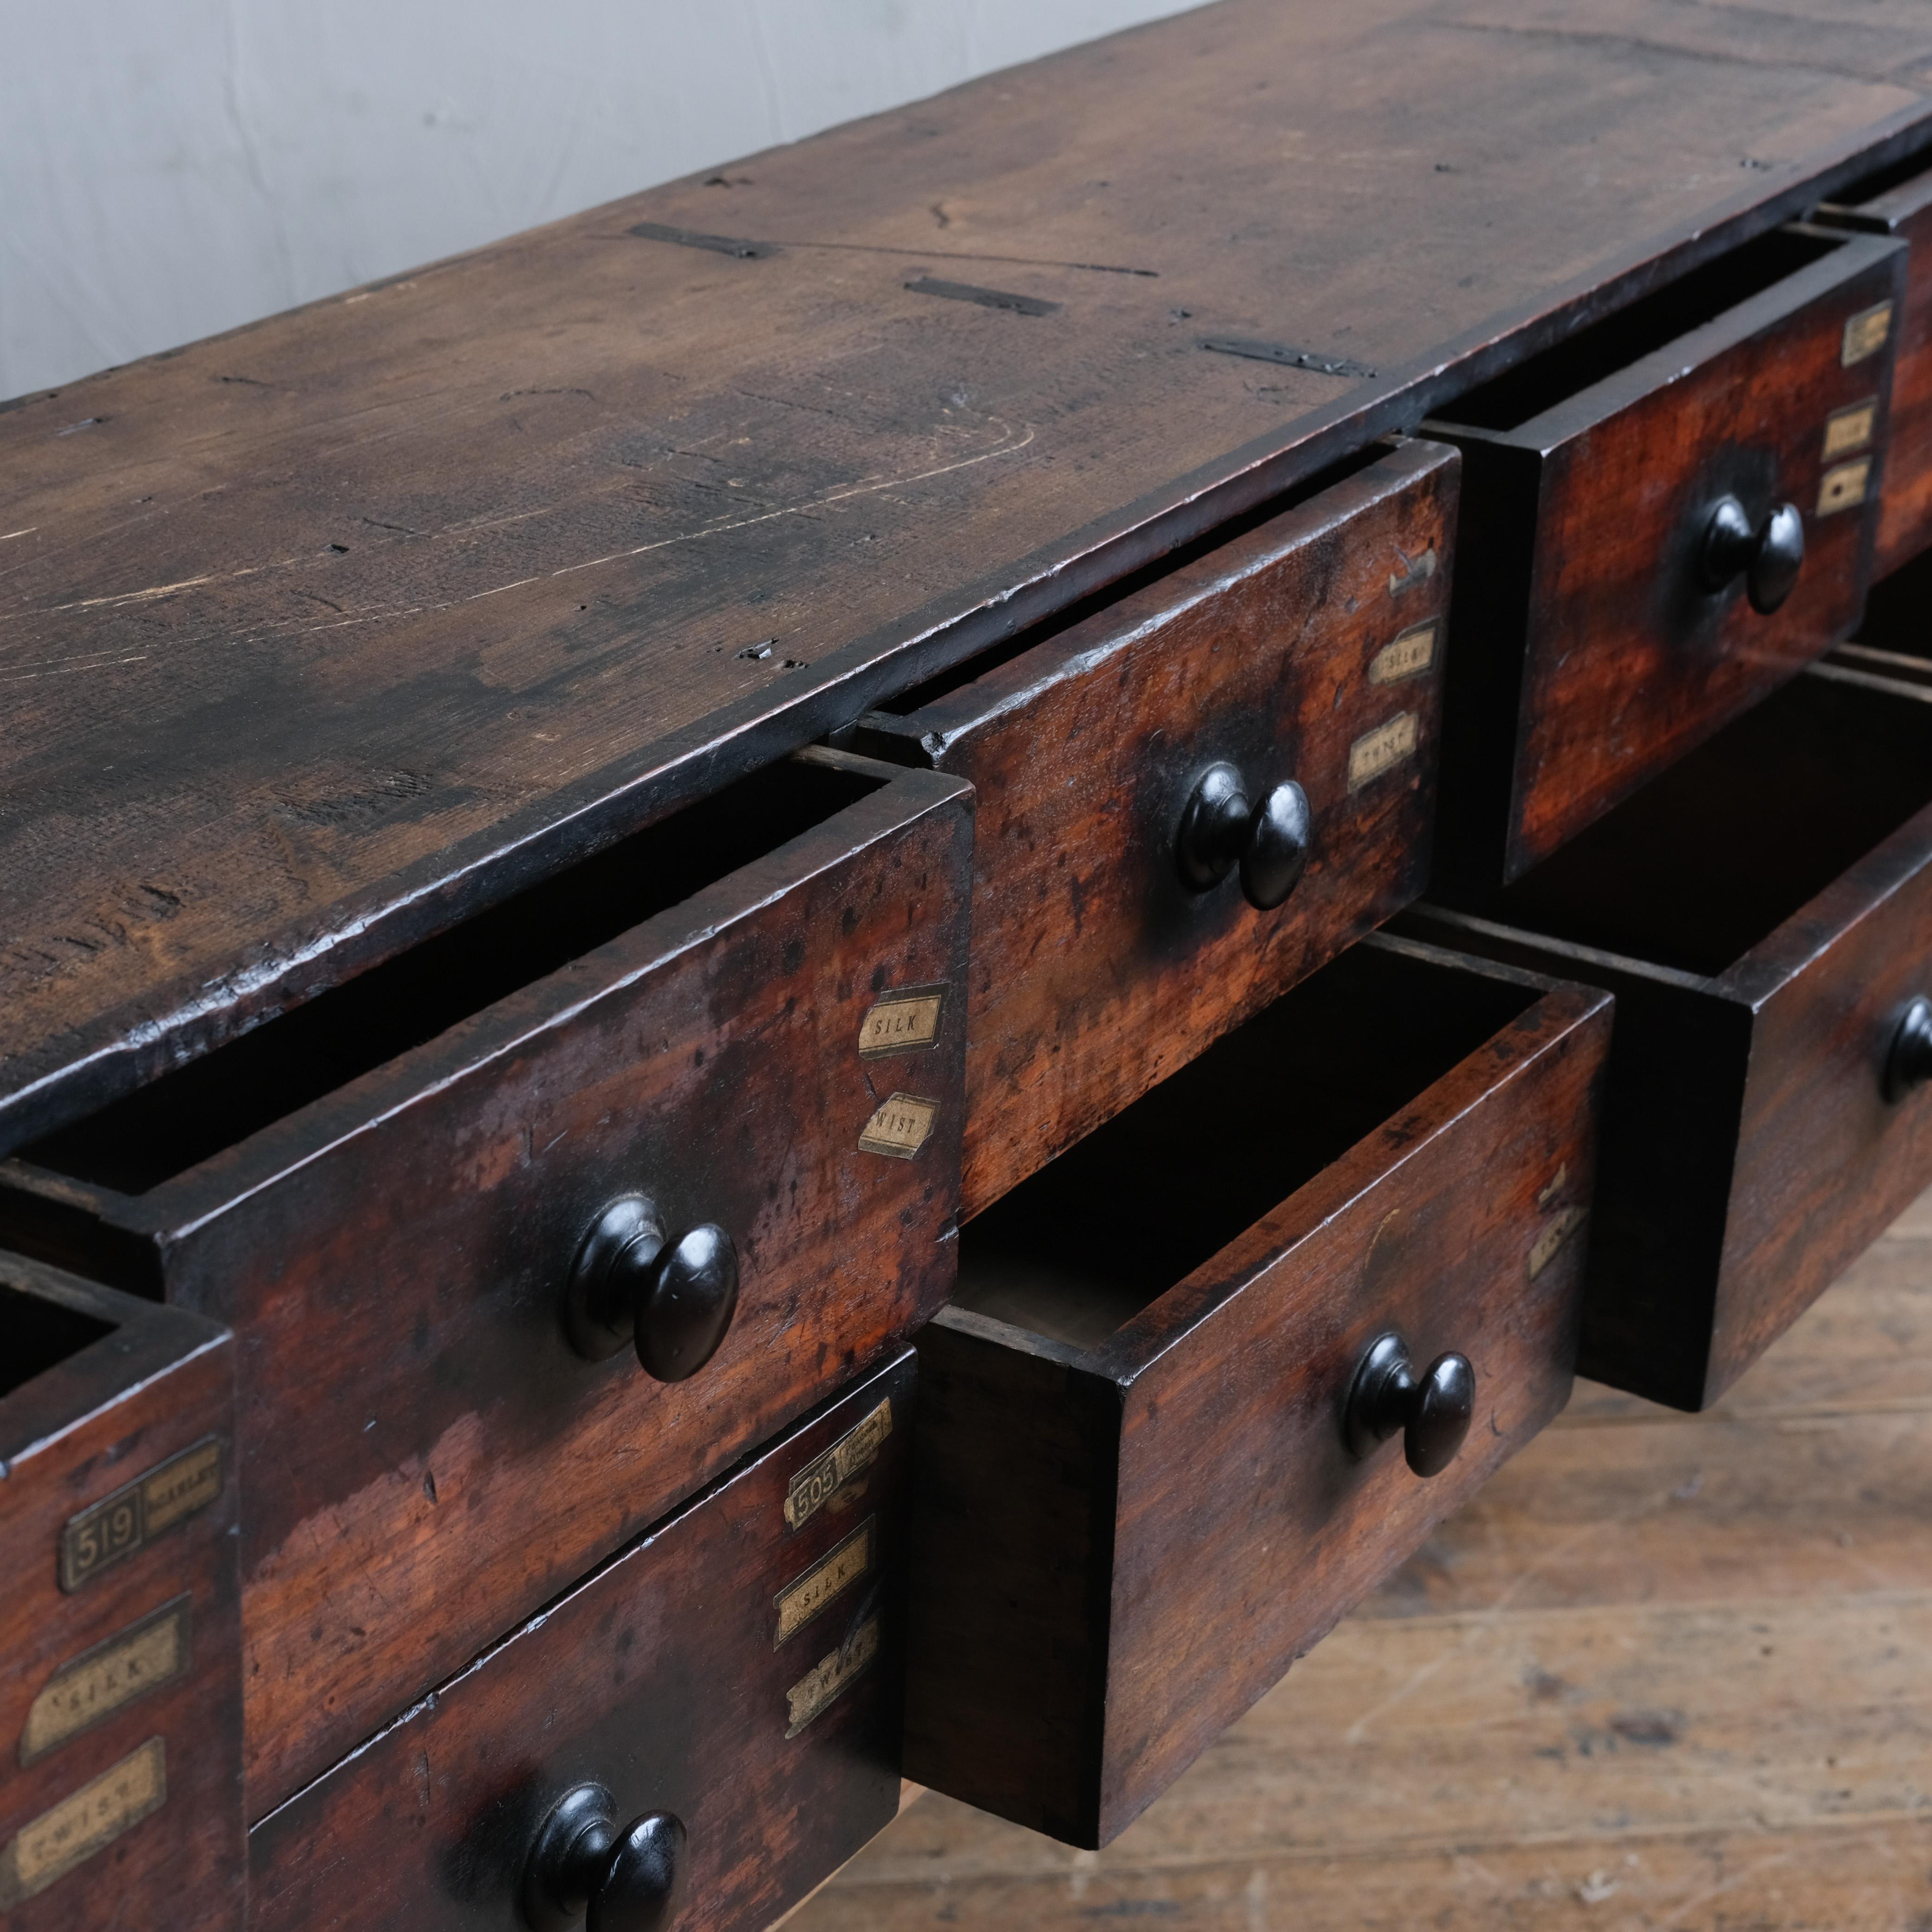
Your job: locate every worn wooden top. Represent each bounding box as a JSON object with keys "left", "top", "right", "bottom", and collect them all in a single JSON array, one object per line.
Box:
[{"left": 7, "top": 0, "right": 1932, "bottom": 1146}]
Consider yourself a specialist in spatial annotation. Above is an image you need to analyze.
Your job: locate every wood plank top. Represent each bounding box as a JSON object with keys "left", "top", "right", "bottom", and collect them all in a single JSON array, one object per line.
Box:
[{"left": 7, "top": 0, "right": 1932, "bottom": 1145}]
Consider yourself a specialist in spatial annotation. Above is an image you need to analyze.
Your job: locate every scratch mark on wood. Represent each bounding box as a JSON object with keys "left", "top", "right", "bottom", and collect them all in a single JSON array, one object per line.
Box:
[{"left": 1201, "top": 337, "right": 1377, "bottom": 378}]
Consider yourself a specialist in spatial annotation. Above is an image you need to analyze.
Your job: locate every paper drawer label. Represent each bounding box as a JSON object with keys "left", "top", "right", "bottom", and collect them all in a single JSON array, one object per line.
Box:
[
  {"left": 1842, "top": 301, "right": 1893, "bottom": 366},
  {"left": 860, "top": 986, "right": 946, "bottom": 1058},
  {"left": 1529, "top": 1206, "right": 1587, "bottom": 1279},
  {"left": 20, "top": 1598, "right": 191, "bottom": 1766},
  {"left": 1368, "top": 621, "right": 1437, "bottom": 686},
  {"left": 858, "top": 1093, "right": 937, "bottom": 1160},
  {"left": 775, "top": 1519, "right": 877, "bottom": 1645},
  {"left": 1822, "top": 398, "right": 1878, "bottom": 460},
  {"left": 785, "top": 1399, "right": 894, "bottom": 1531},
  {"left": 1347, "top": 711, "right": 1419, "bottom": 791},
  {"left": 1818, "top": 457, "right": 1873, "bottom": 516},
  {"left": 785, "top": 1612, "right": 882, "bottom": 1737},
  {"left": 61, "top": 1437, "right": 226, "bottom": 1593},
  {"left": 0, "top": 1738, "right": 166, "bottom": 1906}
]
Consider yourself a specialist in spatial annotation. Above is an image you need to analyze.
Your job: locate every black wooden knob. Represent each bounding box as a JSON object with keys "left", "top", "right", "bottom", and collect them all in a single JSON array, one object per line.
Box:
[
  {"left": 1344, "top": 1331, "right": 1475, "bottom": 1478},
  {"left": 1886, "top": 995, "right": 1932, "bottom": 1102},
  {"left": 1701, "top": 495, "right": 1804, "bottom": 614},
  {"left": 522, "top": 1783, "right": 685, "bottom": 1932},
  {"left": 564, "top": 1194, "right": 738, "bottom": 1379},
  {"left": 1175, "top": 761, "right": 1312, "bottom": 910}
]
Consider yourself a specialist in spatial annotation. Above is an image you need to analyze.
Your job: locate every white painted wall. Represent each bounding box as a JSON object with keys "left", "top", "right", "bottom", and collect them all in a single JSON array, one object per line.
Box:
[{"left": 0, "top": 0, "right": 1201, "bottom": 400}]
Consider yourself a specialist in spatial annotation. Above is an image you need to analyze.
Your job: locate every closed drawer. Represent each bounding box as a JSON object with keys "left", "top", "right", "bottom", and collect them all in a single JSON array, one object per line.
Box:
[
  {"left": 249, "top": 1351, "right": 913, "bottom": 1932},
  {"left": 1407, "top": 663, "right": 1932, "bottom": 1410},
  {"left": 904, "top": 934, "right": 1609, "bottom": 1847},
  {"left": 0, "top": 1253, "right": 242, "bottom": 1931},
  {"left": 856, "top": 438, "right": 1458, "bottom": 1215},
  {"left": 1820, "top": 148, "right": 1932, "bottom": 576},
  {"left": 0, "top": 749, "right": 971, "bottom": 1812},
  {"left": 1428, "top": 224, "right": 1905, "bottom": 887}
]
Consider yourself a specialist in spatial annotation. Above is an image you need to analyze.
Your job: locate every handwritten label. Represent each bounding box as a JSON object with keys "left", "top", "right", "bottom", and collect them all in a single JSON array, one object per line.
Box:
[
  {"left": 785, "top": 1399, "right": 894, "bottom": 1531},
  {"left": 1842, "top": 300, "right": 1893, "bottom": 367},
  {"left": 858, "top": 1093, "right": 937, "bottom": 1161},
  {"left": 784, "top": 1613, "right": 882, "bottom": 1737},
  {"left": 1347, "top": 711, "right": 1419, "bottom": 791},
  {"left": 1823, "top": 398, "right": 1878, "bottom": 460},
  {"left": 1529, "top": 1207, "right": 1587, "bottom": 1279},
  {"left": 61, "top": 1437, "right": 225, "bottom": 1593},
  {"left": 1818, "top": 457, "right": 1872, "bottom": 516},
  {"left": 20, "top": 1599, "right": 191, "bottom": 1766},
  {"left": 775, "top": 1519, "right": 876, "bottom": 1645},
  {"left": 0, "top": 1738, "right": 166, "bottom": 1906},
  {"left": 1369, "top": 621, "right": 1437, "bottom": 686},
  {"left": 859, "top": 986, "right": 946, "bottom": 1059}
]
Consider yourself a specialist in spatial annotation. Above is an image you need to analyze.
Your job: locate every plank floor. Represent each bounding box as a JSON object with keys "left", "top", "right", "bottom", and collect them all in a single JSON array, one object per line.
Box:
[{"left": 793, "top": 1187, "right": 1932, "bottom": 1930}]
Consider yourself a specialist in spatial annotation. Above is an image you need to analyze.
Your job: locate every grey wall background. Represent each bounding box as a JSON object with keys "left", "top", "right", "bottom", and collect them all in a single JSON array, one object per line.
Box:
[{"left": 0, "top": 0, "right": 1203, "bottom": 401}]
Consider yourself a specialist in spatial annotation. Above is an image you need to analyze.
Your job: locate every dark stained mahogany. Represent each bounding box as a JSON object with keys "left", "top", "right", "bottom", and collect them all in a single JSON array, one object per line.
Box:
[
  {"left": 0, "top": 1252, "right": 242, "bottom": 1931},
  {"left": 6, "top": 2, "right": 1932, "bottom": 1150},
  {"left": 1427, "top": 223, "right": 1904, "bottom": 887},
  {"left": 248, "top": 1351, "right": 914, "bottom": 1932},
  {"left": 0, "top": 751, "right": 970, "bottom": 1815},
  {"left": 855, "top": 439, "right": 1457, "bottom": 1215},
  {"left": 1408, "top": 663, "right": 1932, "bottom": 1410},
  {"left": 1820, "top": 140, "right": 1932, "bottom": 575},
  {"left": 903, "top": 935, "right": 1610, "bottom": 1847}
]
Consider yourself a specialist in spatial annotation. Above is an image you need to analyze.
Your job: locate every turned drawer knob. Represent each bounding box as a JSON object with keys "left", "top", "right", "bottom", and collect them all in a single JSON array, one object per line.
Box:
[
  {"left": 522, "top": 1783, "right": 685, "bottom": 1932},
  {"left": 1175, "top": 761, "right": 1312, "bottom": 910},
  {"left": 1886, "top": 995, "right": 1932, "bottom": 1102},
  {"left": 1701, "top": 495, "right": 1804, "bottom": 615},
  {"left": 565, "top": 1194, "right": 739, "bottom": 1379},
  {"left": 1344, "top": 1331, "right": 1475, "bottom": 1478}
]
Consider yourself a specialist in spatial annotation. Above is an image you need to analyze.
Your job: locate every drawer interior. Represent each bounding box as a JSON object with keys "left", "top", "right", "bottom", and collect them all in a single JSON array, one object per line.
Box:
[
  {"left": 951, "top": 941, "right": 1537, "bottom": 1348},
  {"left": 1437, "top": 227, "right": 1839, "bottom": 433},
  {"left": 1853, "top": 545, "right": 1932, "bottom": 663},
  {"left": 0, "top": 1279, "right": 112, "bottom": 1397},
  {"left": 17, "top": 756, "right": 881, "bottom": 1195},
  {"left": 1445, "top": 674, "right": 1932, "bottom": 978}
]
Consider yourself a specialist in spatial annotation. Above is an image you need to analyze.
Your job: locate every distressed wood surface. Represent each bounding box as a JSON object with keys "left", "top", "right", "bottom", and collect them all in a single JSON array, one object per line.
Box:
[
  {"left": 789, "top": 1186, "right": 1932, "bottom": 1931},
  {"left": 7, "top": 1, "right": 1932, "bottom": 1149},
  {"left": 858, "top": 438, "right": 1456, "bottom": 1216}
]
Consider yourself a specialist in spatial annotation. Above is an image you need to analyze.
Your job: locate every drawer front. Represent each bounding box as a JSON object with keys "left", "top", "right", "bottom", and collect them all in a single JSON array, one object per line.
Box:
[
  {"left": 1435, "top": 228, "right": 1904, "bottom": 883},
  {"left": 1821, "top": 169, "right": 1932, "bottom": 576},
  {"left": 0, "top": 1256, "right": 242, "bottom": 1932},
  {"left": 248, "top": 1351, "right": 914, "bottom": 1932},
  {"left": 862, "top": 439, "right": 1457, "bottom": 1215},
  {"left": 905, "top": 939, "right": 1609, "bottom": 1847},
  {"left": 1, "top": 756, "right": 970, "bottom": 1811}
]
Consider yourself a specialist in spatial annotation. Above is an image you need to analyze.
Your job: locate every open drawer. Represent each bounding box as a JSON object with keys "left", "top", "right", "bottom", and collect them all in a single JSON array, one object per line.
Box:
[
  {"left": 250, "top": 1351, "right": 914, "bottom": 1932},
  {"left": 0, "top": 748, "right": 971, "bottom": 1812},
  {"left": 903, "top": 934, "right": 1609, "bottom": 1847},
  {"left": 1408, "top": 664, "right": 1932, "bottom": 1409},
  {"left": 0, "top": 1252, "right": 242, "bottom": 1930},
  {"left": 855, "top": 438, "right": 1458, "bottom": 1216},
  {"left": 1427, "top": 223, "right": 1904, "bottom": 886}
]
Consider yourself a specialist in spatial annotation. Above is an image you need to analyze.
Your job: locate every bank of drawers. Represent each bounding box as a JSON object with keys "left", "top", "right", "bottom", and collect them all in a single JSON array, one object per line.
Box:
[{"left": 13, "top": 159, "right": 1932, "bottom": 1920}]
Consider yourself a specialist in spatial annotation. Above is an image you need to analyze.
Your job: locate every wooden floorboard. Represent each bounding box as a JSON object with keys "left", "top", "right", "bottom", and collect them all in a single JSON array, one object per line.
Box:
[{"left": 793, "top": 1186, "right": 1932, "bottom": 1929}]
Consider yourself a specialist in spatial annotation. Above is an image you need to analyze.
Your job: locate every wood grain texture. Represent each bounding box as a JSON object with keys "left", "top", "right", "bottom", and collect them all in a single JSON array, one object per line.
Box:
[
  {"left": 1410, "top": 664, "right": 1932, "bottom": 1409},
  {"left": 248, "top": 1351, "right": 915, "bottom": 1932},
  {"left": 1430, "top": 225, "right": 1901, "bottom": 885},
  {"left": 0, "top": 753, "right": 971, "bottom": 1815},
  {"left": 0, "top": 1253, "right": 242, "bottom": 1932},
  {"left": 7, "top": 0, "right": 1932, "bottom": 1148},
  {"left": 789, "top": 1187, "right": 1932, "bottom": 1932},
  {"left": 1821, "top": 141, "right": 1932, "bottom": 574},
  {"left": 904, "top": 935, "right": 1611, "bottom": 1847},
  {"left": 856, "top": 438, "right": 1456, "bottom": 1215}
]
